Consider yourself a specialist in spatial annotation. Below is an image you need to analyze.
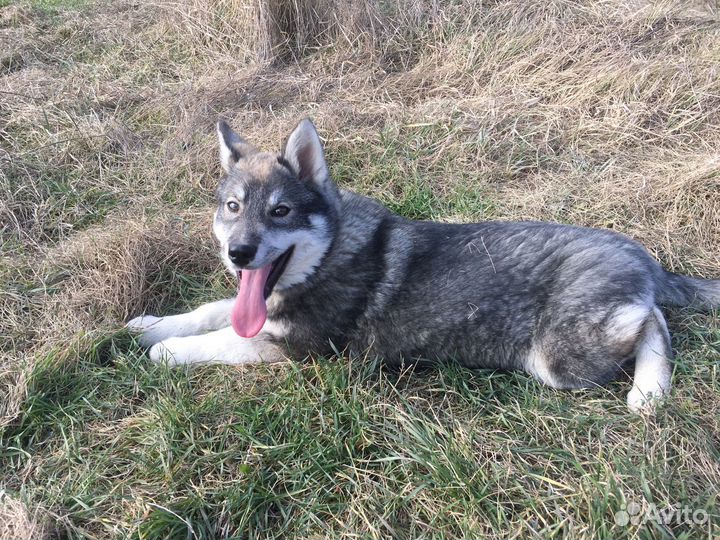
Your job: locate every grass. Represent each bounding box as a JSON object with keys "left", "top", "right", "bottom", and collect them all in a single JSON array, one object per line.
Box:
[{"left": 1, "top": 0, "right": 720, "bottom": 538}]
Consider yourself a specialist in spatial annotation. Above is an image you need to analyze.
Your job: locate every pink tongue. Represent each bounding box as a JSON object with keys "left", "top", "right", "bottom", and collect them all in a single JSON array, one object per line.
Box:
[{"left": 231, "top": 265, "right": 273, "bottom": 338}]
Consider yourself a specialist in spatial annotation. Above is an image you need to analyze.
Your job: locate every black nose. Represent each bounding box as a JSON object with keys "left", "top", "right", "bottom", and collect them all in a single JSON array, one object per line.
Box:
[{"left": 228, "top": 244, "right": 257, "bottom": 267}]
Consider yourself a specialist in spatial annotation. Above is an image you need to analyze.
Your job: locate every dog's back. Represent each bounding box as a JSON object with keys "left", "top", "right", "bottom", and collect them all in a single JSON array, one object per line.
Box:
[{"left": 269, "top": 185, "right": 719, "bottom": 412}]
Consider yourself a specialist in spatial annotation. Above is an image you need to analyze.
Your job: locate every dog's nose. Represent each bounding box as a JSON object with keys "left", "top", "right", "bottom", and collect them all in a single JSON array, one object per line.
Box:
[{"left": 228, "top": 244, "right": 258, "bottom": 267}]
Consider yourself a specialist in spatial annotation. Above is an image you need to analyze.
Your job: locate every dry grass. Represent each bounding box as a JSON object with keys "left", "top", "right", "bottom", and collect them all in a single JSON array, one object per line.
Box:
[
  {"left": 0, "top": 492, "right": 47, "bottom": 540},
  {"left": 1, "top": 0, "right": 720, "bottom": 538}
]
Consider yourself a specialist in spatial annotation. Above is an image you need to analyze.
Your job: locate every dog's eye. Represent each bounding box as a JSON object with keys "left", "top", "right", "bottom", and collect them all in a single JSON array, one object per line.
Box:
[
  {"left": 227, "top": 201, "right": 240, "bottom": 212},
  {"left": 271, "top": 205, "right": 291, "bottom": 217}
]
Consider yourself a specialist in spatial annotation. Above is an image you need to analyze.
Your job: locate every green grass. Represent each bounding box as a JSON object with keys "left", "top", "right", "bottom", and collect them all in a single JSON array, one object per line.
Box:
[
  {"left": 329, "top": 124, "right": 498, "bottom": 221},
  {"left": 25, "top": 0, "right": 89, "bottom": 11},
  {"left": 2, "top": 329, "right": 718, "bottom": 539}
]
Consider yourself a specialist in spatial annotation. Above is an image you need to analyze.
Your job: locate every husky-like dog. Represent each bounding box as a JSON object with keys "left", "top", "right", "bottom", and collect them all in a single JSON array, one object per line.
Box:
[{"left": 128, "top": 119, "right": 720, "bottom": 412}]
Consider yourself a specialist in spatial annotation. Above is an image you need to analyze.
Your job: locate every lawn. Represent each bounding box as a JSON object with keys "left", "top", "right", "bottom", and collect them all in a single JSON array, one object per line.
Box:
[{"left": 1, "top": 0, "right": 719, "bottom": 538}]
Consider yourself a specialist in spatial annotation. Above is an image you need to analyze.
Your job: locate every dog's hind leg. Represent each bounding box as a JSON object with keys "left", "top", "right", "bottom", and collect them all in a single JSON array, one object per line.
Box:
[
  {"left": 627, "top": 307, "right": 673, "bottom": 413},
  {"left": 127, "top": 298, "right": 235, "bottom": 347},
  {"left": 528, "top": 302, "right": 673, "bottom": 413}
]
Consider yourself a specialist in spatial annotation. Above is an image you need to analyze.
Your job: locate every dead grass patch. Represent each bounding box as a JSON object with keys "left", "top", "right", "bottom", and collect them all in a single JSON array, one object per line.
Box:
[
  {"left": 0, "top": 493, "right": 47, "bottom": 540},
  {"left": 39, "top": 210, "right": 221, "bottom": 350}
]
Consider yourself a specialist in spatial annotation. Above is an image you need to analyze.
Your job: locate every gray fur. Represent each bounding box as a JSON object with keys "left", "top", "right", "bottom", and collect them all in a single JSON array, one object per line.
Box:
[
  {"left": 232, "top": 122, "right": 717, "bottom": 382},
  {"left": 658, "top": 272, "right": 720, "bottom": 309},
  {"left": 273, "top": 202, "right": 670, "bottom": 385},
  {"left": 132, "top": 118, "right": 720, "bottom": 411}
]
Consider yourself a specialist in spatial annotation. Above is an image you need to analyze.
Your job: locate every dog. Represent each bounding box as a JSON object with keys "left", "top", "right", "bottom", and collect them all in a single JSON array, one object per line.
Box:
[{"left": 127, "top": 118, "right": 720, "bottom": 412}]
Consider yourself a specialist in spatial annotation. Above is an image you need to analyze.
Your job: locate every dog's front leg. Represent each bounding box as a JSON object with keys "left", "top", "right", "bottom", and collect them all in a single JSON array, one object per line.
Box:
[
  {"left": 127, "top": 298, "right": 234, "bottom": 347},
  {"left": 148, "top": 326, "right": 284, "bottom": 366}
]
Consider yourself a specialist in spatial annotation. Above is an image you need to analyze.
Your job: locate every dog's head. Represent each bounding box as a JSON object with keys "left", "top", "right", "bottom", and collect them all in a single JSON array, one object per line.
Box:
[{"left": 214, "top": 119, "right": 339, "bottom": 337}]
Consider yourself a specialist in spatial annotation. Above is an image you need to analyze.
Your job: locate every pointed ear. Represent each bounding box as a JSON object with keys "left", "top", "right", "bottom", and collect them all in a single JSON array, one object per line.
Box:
[
  {"left": 282, "top": 119, "right": 329, "bottom": 187},
  {"left": 217, "top": 120, "right": 258, "bottom": 173}
]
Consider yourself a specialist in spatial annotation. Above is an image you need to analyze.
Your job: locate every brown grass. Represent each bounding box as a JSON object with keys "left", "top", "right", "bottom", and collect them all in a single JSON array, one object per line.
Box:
[
  {"left": 0, "top": 493, "right": 46, "bottom": 540},
  {"left": 1, "top": 0, "right": 719, "bottom": 537}
]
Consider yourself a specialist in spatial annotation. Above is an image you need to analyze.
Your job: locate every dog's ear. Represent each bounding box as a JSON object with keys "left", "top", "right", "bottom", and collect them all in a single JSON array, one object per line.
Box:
[
  {"left": 217, "top": 120, "right": 258, "bottom": 173},
  {"left": 282, "top": 119, "right": 329, "bottom": 188}
]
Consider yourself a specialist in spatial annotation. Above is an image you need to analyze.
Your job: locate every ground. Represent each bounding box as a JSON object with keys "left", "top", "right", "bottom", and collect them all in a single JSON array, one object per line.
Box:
[{"left": 1, "top": 0, "right": 719, "bottom": 538}]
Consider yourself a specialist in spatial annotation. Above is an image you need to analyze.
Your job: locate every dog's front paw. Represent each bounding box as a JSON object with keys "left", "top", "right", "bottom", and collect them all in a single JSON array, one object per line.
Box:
[
  {"left": 127, "top": 315, "right": 173, "bottom": 347},
  {"left": 149, "top": 338, "right": 184, "bottom": 365}
]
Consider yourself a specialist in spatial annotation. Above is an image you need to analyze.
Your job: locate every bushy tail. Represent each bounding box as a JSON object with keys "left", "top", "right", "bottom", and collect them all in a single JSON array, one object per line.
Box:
[{"left": 658, "top": 271, "right": 720, "bottom": 309}]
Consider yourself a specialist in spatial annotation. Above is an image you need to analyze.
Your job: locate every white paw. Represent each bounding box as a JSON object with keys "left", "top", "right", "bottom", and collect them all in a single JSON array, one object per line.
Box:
[
  {"left": 627, "top": 385, "right": 668, "bottom": 414},
  {"left": 149, "top": 338, "right": 184, "bottom": 365},
  {"left": 126, "top": 315, "right": 174, "bottom": 347},
  {"left": 126, "top": 314, "right": 160, "bottom": 331}
]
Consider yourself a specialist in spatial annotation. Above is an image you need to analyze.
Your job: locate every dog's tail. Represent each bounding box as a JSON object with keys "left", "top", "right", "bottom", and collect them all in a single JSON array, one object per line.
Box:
[{"left": 657, "top": 270, "right": 720, "bottom": 310}]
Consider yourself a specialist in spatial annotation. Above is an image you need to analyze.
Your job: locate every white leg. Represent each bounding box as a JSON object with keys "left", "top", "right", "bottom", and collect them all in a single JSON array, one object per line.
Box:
[
  {"left": 126, "top": 299, "right": 234, "bottom": 347},
  {"left": 627, "top": 307, "right": 673, "bottom": 413},
  {"left": 149, "top": 326, "right": 285, "bottom": 366}
]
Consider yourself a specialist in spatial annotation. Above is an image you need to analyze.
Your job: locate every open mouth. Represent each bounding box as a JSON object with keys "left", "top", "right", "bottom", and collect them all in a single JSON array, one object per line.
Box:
[
  {"left": 234, "top": 245, "right": 295, "bottom": 298},
  {"left": 230, "top": 246, "right": 295, "bottom": 338},
  {"left": 264, "top": 245, "right": 294, "bottom": 299}
]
